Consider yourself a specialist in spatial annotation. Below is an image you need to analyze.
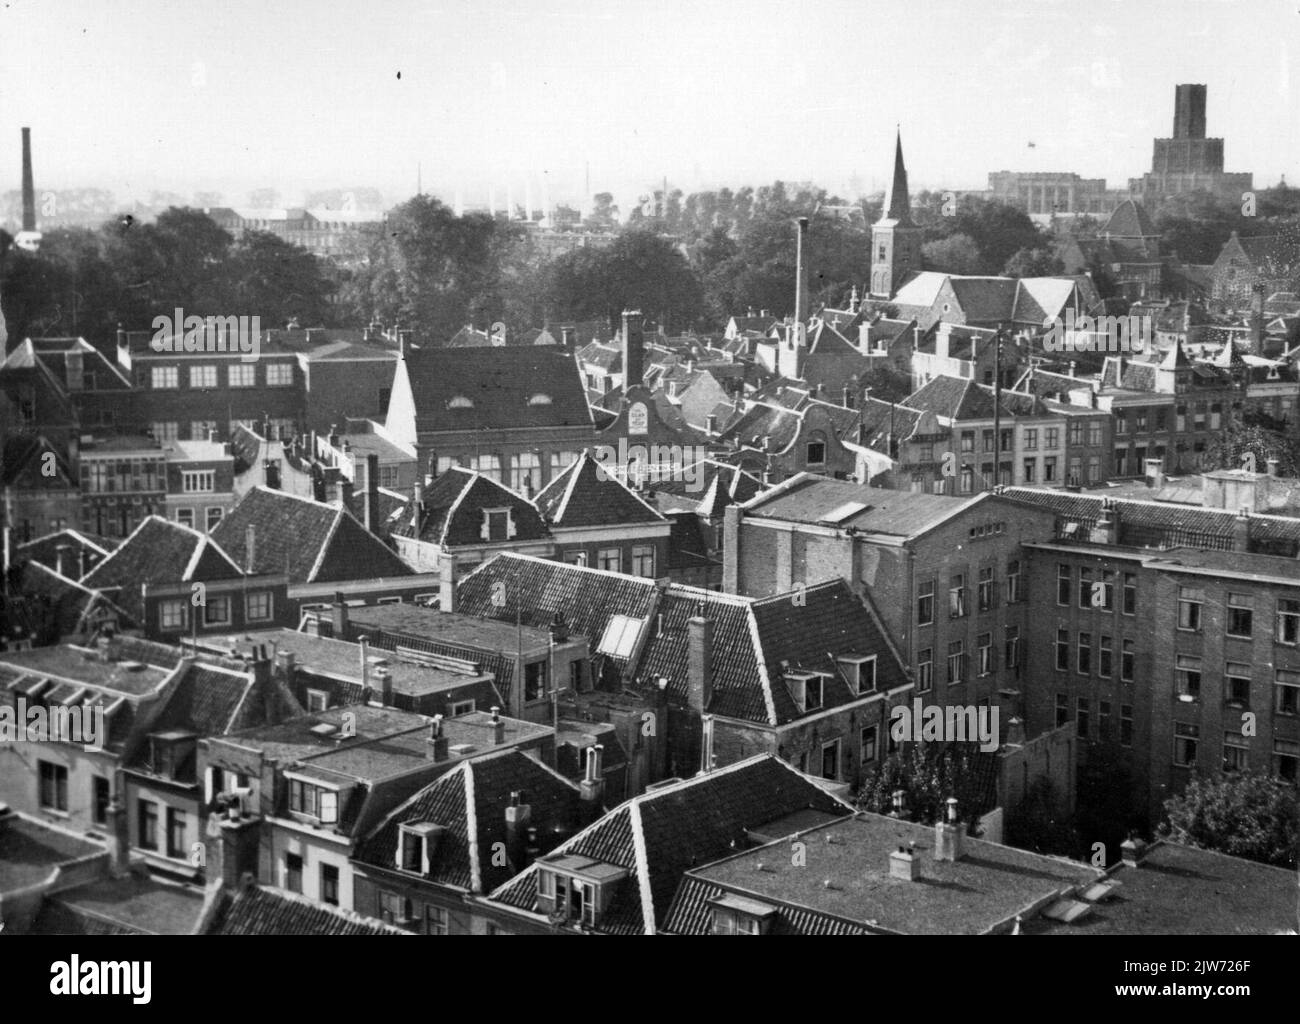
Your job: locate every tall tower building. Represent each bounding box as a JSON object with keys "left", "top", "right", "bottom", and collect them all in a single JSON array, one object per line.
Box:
[
  {"left": 1129, "top": 84, "right": 1251, "bottom": 205},
  {"left": 869, "top": 131, "right": 923, "bottom": 299}
]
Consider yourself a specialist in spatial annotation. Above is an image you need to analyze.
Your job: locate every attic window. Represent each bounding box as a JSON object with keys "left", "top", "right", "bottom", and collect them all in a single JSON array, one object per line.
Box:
[
  {"left": 447, "top": 395, "right": 474, "bottom": 409},
  {"left": 481, "top": 508, "right": 517, "bottom": 542},
  {"left": 397, "top": 822, "right": 445, "bottom": 875},
  {"left": 839, "top": 654, "right": 878, "bottom": 695},
  {"left": 786, "top": 670, "right": 826, "bottom": 712},
  {"left": 528, "top": 393, "right": 553, "bottom": 406},
  {"left": 598, "top": 614, "right": 644, "bottom": 658},
  {"left": 287, "top": 775, "right": 339, "bottom": 825},
  {"left": 536, "top": 854, "right": 630, "bottom": 928},
  {"left": 710, "top": 894, "right": 777, "bottom": 935}
]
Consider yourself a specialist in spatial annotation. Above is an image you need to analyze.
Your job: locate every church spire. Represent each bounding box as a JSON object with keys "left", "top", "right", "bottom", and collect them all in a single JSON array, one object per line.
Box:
[{"left": 884, "top": 128, "right": 913, "bottom": 224}]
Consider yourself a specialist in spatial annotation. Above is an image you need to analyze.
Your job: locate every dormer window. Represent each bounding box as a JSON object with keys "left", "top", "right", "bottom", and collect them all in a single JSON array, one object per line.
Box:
[
  {"left": 536, "top": 855, "right": 629, "bottom": 928},
  {"left": 148, "top": 730, "right": 197, "bottom": 781},
  {"left": 448, "top": 395, "right": 474, "bottom": 409},
  {"left": 786, "top": 671, "right": 826, "bottom": 712},
  {"left": 397, "top": 822, "right": 446, "bottom": 875},
  {"left": 287, "top": 775, "right": 339, "bottom": 825},
  {"left": 839, "top": 654, "right": 878, "bottom": 695},
  {"left": 710, "top": 894, "right": 776, "bottom": 935},
  {"left": 481, "top": 507, "right": 517, "bottom": 541}
]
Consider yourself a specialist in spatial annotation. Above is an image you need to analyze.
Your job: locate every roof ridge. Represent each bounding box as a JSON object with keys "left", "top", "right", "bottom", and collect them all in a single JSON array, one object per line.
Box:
[{"left": 627, "top": 799, "right": 656, "bottom": 935}]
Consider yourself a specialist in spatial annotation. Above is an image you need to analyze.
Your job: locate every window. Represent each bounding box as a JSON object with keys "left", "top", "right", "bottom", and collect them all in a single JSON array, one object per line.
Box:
[
  {"left": 92, "top": 776, "right": 110, "bottom": 826},
  {"left": 1177, "top": 587, "right": 1203, "bottom": 631},
  {"left": 524, "top": 660, "right": 548, "bottom": 702},
  {"left": 861, "top": 725, "right": 878, "bottom": 764},
  {"left": 1087, "top": 456, "right": 1100, "bottom": 483},
  {"left": 1077, "top": 568, "right": 1093, "bottom": 609},
  {"left": 1077, "top": 698, "right": 1090, "bottom": 739},
  {"left": 1096, "top": 569, "right": 1115, "bottom": 610},
  {"left": 597, "top": 614, "right": 643, "bottom": 657},
  {"left": 960, "top": 431, "right": 974, "bottom": 453},
  {"left": 189, "top": 365, "right": 217, "bottom": 388},
  {"left": 1223, "top": 732, "right": 1248, "bottom": 772},
  {"left": 151, "top": 421, "right": 179, "bottom": 442},
  {"left": 306, "top": 689, "right": 329, "bottom": 713},
  {"left": 1223, "top": 593, "right": 1253, "bottom": 638},
  {"left": 159, "top": 599, "right": 187, "bottom": 631},
  {"left": 821, "top": 740, "right": 840, "bottom": 781},
  {"left": 1115, "top": 411, "right": 1128, "bottom": 435},
  {"left": 1276, "top": 599, "right": 1300, "bottom": 644},
  {"left": 1025, "top": 429, "right": 1038, "bottom": 450},
  {"left": 1005, "top": 560, "right": 1022, "bottom": 603},
  {"left": 1225, "top": 663, "right": 1251, "bottom": 707},
  {"left": 138, "top": 799, "right": 158, "bottom": 849},
  {"left": 166, "top": 808, "right": 186, "bottom": 858},
  {"left": 982, "top": 430, "right": 994, "bottom": 453},
  {"left": 787, "top": 673, "right": 823, "bottom": 712},
  {"left": 977, "top": 633, "right": 993, "bottom": 676},
  {"left": 1175, "top": 655, "right": 1202, "bottom": 699},
  {"left": 425, "top": 905, "right": 449, "bottom": 936},
  {"left": 228, "top": 364, "right": 255, "bottom": 387},
  {"left": 948, "top": 574, "right": 966, "bottom": 618},
  {"left": 977, "top": 567, "right": 994, "bottom": 612},
  {"left": 1055, "top": 693, "right": 1069, "bottom": 728},
  {"left": 1120, "top": 704, "right": 1133, "bottom": 746},
  {"left": 203, "top": 594, "right": 231, "bottom": 626},
  {"left": 1120, "top": 638, "right": 1135, "bottom": 682},
  {"left": 1087, "top": 422, "right": 1102, "bottom": 447},
  {"left": 151, "top": 367, "right": 179, "bottom": 389},
  {"left": 805, "top": 436, "right": 826, "bottom": 466},
  {"left": 266, "top": 363, "right": 294, "bottom": 386},
  {"left": 916, "top": 580, "right": 934, "bottom": 626},
  {"left": 841, "top": 655, "right": 877, "bottom": 694},
  {"left": 289, "top": 778, "right": 339, "bottom": 824},
  {"left": 1275, "top": 739, "right": 1300, "bottom": 782},
  {"left": 176, "top": 508, "right": 195, "bottom": 528},
  {"left": 1044, "top": 456, "right": 1057, "bottom": 482},
  {"left": 1068, "top": 421, "right": 1083, "bottom": 446},
  {"left": 39, "top": 761, "right": 68, "bottom": 812},
  {"left": 1022, "top": 459, "right": 1036, "bottom": 483},
  {"left": 206, "top": 506, "right": 224, "bottom": 531},
  {"left": 1122, "top": 572, "right": 1136, "bottom": 615},
  {"left": 1056, "top": 629, "right": 1070, "bottom": 671},
  {"left": 1004, "top": 626, "right": 1020, "bottom": 670},
  {"left": 1077, "top": 632, "right": 1092, "bottom": 674},
  {"left": 631, "top": 545, "right": 655, "bottom": 578},
  {"left": 1276, "top": 670, "right": 1300, "bottom": 716},
  {"left": 1173, "top": 723, "right": 1199, "bottom": 767},
  {"left": 597, "top": 548, "right": 621, "bottom": 573},
  {"left": 182, "top": 470, "right": 215, "bottom": 493},
  {"left": 1099, "top": 700, "right": 1111, "bottom": 740},
  {"left": 510, "top": 451, "right": 542, "bottom": 492},
  {"left": 450, "top": 699, "right": 476, "bottom": 717},
  {"left": 245, "top": 590, "right": 272, "bottom": 622},
  {"left": 1045, "top": 428, "right": 1060, "bottom": 449},
  {"left": 959, "top": 465, "right": 974, "bottom": 494},
  {"left": 1057, "top": 564, "right": 1071, "bottom": 606},
  {"left": 1134, "top": 410, "right": 1148, "bottom": 433},
  {"left": 947, "top": 640, "right": 965, "bottom": 685},
  {"left": 1098, "top": 635, "right": 1113, "bottom": 678},
  {"left": 917, "top": 649, "right": 932, "bottom": 693},
  {"left": 481, "top": 508, "right": 515, "bottom": 542},
  {"left": 321, "top": 864, "right": 339, "bottom": 905}
]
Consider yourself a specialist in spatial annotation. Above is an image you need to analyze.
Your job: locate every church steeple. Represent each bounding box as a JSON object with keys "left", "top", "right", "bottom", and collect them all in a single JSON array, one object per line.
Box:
[{"left": 870, "top": 128, "right": 923, "bottom": 299}]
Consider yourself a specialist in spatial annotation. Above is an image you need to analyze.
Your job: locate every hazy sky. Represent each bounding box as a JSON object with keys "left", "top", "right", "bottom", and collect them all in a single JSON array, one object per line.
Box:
[{"left": 2, "top": 0, "right": 1296, "bottom": 211}]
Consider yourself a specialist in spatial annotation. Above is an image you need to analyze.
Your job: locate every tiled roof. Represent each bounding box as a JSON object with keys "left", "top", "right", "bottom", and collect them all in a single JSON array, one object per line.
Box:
[
  {"left": 534, "top": 450, "right": 665, "bottom": 528},
  {"left": 400, "top": 467, "right": 550, "bottom": 547},
  {"left": 122, "top": 662, "right": 256, "bottom": 776},
  {"left": 355, "top": 749, "right": 582, "bottom": 893},
  {"left": 1103, "top": 199, "right": 1158, "bottom": 239},
  {"left": 206, "top": 885, "right": 409, "bottom": 935},
  {"left": 488, "top": 754, "right": 853, "bottom": 933},
  {"left": 80, "top": 517, "right": 244, "bottom": 620},
  {"left": 211, "top": 486, "right": 411, "bottom": 583},
  {"left": 904, "top": 375, "right": 995, "bottom": 420},
  {"left": 30, "top": 873, "right": 209, "bottom": 936},
  {"left": 1, "top": 433, "right": 73, "bottom": 487},
  {"left": 402, "top": 347, "right": 592, "bottom": 434}
]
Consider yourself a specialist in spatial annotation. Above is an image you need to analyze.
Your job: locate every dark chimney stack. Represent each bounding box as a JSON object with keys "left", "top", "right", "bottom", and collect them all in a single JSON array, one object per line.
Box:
[
  {"left": 687, "top": 615, "right": 714, "bottom": 714},
  {"left": 331, "top": 591, "right": 348, "bottom": 636},
  {"left": 427, "top": 715, "right": 449, "bottom": 761},
  {"left": 621, "top": 310, "right": 645, "bottom": 389},
  {"left": 364, "top": 453, "right": 380, "bottom": 534},
  {"left": 21, "top": 127, "right": 36, "bottom": 233},
  {"left": 793, "top": 216, "right": 810, "bottom": 334}
]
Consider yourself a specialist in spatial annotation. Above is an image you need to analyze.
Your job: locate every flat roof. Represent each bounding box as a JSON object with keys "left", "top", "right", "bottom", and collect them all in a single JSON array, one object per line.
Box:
[
  {"left": 0, "top": 645, "right": 173, "bottom": 696},
  {"left": 40, "top": 873, "right": 208, "bottom": 934},
  {"left": 212, "top": 705, "right": 430, "bottom": 764},
  {"left": 346, "top": 605, "right": 572, "bottom": 650},
  {"left": 690, "top": 812, "right": 1099, "bottom": 935},
  {"left": 0, "top": 815, "right": 104, "bottom": 892}
]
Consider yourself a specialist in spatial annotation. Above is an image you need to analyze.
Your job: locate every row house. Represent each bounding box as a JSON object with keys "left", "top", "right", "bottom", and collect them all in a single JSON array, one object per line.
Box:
[
  {"left": 162, "top": 438, "right": 236, "bottom": 534},
  {"left": 0, "top": 337, "right": 133, "bottom": 445},
  {"left": 76, "top": 435, "right": 167, "bottom": 540},
  {"left": 2, "top": 432, "right": 79, "bottom": 542},
  {"left": 715, "top": 381, "right": 862, "bottom": 484}
]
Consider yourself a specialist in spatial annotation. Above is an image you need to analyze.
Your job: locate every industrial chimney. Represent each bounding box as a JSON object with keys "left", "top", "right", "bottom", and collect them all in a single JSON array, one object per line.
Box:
[{"left": 15, "top": 127, "right": 42, "bottom": 253}]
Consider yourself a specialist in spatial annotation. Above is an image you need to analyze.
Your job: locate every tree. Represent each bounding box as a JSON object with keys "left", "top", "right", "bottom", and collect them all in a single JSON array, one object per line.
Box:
[
  {"left": 584, "top": 192, "right": 619, "bottom": 232},
  {"left": 860, "top": 365, "right": 912, "bottom": 404},
  {"left": 1203, "top": 415, "right": 1299, "bottom": 477},
  {"left": 1160, "top": 771, "right": 1299, "bottom": 869},
  {"left": 922, "top": 233, "right": 982, "bottom": 275},
  {"left": 951, "top": 199, "right": 1047, "bottom": 273},
  {"left": 1004, "top": 246, "right": 1065, "bottom": 278},
  {"left": 857, "top": 743, "right": 992, "bottom": 832},
  {"left": 229, "top": 230, "right": 335, "bottom": 327}
]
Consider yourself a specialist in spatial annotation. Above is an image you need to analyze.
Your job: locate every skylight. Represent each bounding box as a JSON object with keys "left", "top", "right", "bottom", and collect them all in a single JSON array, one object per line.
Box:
[
  {"left": 820, "top": 501, "right": 869, "bottom": 524},
  {"left": 528, "top": 393, "right": 553, "bottom": 406},
  {"left": 598, "top": 614, "right": 645, "bottom": 658},
  {"left": 447, "top": 395, "right": 474, "bottom": 409}
]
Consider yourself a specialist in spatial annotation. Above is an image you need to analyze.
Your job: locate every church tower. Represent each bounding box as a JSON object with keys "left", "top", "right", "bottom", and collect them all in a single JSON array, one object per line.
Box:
[{"left": 870, "top": 130, "right": 924, "bottom": 299}]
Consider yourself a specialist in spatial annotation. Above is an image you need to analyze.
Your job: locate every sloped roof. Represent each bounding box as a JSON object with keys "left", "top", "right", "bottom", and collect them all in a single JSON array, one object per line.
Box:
[
  {"left": 123, "top": 662, "right": 258, "bottom": 776},
  {"left": 949, "top": 277, "right": 1019, "bottom": 323},
  {"left": 534, "top": 450, "right": 665, "bottom": 529},
  {"left": 400, "top": 468, "right": 550, "bottom": 547},
  {"left": 904, "top": 375, "right": 997, "bottom": 420},
  {"left": 80, "top": 517, "right": 244, "bottom": 620},
  {"left": 354, "top": 749, "right": 582, "bottom": 893},
  {"left": 1, "top": 433, "right": 73, "bottom": 487},
  {"left": 211, "top": 486, "right": 411, "bottom": 584},
  {"left": 401, "top": 347, "right": 592, "bottom": 434},
  {"left": 488, "top": 754, "right": 853, "bottom": 934},
  {"left": 1103, "top": 199, "right": 1158, "bottom": 238},
  {"left": 206, "top": 885, "right": 408, "bottom": 936}
]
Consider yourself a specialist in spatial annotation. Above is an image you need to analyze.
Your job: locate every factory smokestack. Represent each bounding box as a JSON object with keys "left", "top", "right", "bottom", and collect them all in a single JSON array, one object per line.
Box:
[{"left": 21, "top": 128, "right": 36, "bottom": 232}]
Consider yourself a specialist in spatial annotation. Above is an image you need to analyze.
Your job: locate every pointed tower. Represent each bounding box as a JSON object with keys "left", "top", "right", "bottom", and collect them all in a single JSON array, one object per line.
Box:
[{"left": 870, "top": 130, "right": 924, "bottom": 299}]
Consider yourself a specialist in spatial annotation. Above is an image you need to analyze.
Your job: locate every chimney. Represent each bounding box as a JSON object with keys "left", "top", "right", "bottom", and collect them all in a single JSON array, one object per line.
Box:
[
  {"left": 580, "top": 744, "right": 605, "bottom": 805},
  {"left": 1092, "top": 500, "right": 1118, "bottom": 545},
  {"left": 375, "top": 666, "right": 393, "bottom": 706},
  {"left": 427, "top": 715, "right": 449, "bottom": 760},
  {"left": 357, "top": 633, "right": 371, "bottom": 694},
  {"left": 1233, "top": 507, "right": 1250, "bottom": 552},
  {"left": 561, "top": 326, "right": 575, "bottom": 353},
  {"left": 706, "top": 413, "right": 718, "bottom": 435},
  {"left": 793, "top": 216, "right": 809, "bottom": 337},
  {"left": 1120, "top": 835, "right": 1149, "bottom": 867},
  {"left": 889, "top": 842, "right": 920, "bottom": 881},
  {"left": 439, "top": 551, "right": 458, "bottom": 613},
  {"left": 489, "top": 706, "right": 506, "bottom": 745},
  {"left": 331, "top": 590, "right": 348, "bottom": 636},
  {"left": 621, "top": 309, "right": 645, "bottom": 389},
  {"left": 1267, "top": 457, "right": 1280, "bottom": 478},
  {"left": 933, "top": 797, "right": 964, "bottom": 861},
  {"left": 276, "top": 649, "right": 296, "bottom": 687},
  {"left": 1004, "top": 716, "right": 1026, "bottom": 746},
  {"left": 364, "top": 453, "right": 380, "bottom": 534},
  {"left": 214, "top": 815, "right": 261, "bottom": 892},
  {"left": 504, "top": 790, "right": 533, "bottom": 867},
  {"left": 21, "top": 127, "right": 36, "bottom": 233},
  {"left": 687, "top": 615, "right": 714, "bottom": 714},
  {"left": 1144, "top": 457, "right": 1164, "bottom": 490},
  {"left": 55, "top": 543, "right": 70, "bottom": 577},
  {"left": 104, "top": 797, "right": 133, "bottom": 877}
]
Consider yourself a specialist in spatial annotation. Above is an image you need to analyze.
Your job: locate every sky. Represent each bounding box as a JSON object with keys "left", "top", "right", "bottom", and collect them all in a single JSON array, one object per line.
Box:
[{"left": 1, "top": 0, "right": 1296, "bottom": 213}]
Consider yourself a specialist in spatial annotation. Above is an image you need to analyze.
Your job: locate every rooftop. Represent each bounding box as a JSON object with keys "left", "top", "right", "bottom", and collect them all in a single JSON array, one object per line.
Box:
[
  {"left": 0, "top": 643, "right": 174, "bottom": 696},
  {"left": 31, "top": 872, "right": 208, "bottom": 935},
  {"left": 0, "top": 814, "right": 104, "bottom": 893}
]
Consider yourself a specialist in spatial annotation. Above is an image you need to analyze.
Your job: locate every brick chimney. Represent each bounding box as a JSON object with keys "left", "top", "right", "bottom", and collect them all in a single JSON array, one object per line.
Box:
[
  {"left": 439, "top": 552, "right": 457, "bottom": 613},
  {"left": 933, "top": 797, "right": 964, "bottom": 861},
  {"left": 504, "top": 790, "right": 532, "bottom": 867},
  {"left": 1233, "top": 507, "right": 1250, "bottom": 552},
  {"left": 375, "top": 665, "right": 393, "bottom": 706},
  {"left": 363, "top": 453, "right": 381, "bottom": 534},
  {"left": 21, "top": 127, "right": 36, "bottom": 233},
  {"left": 331, "top": 591, "right": 348, "bottom": 636},
  {"left": 104, "top": 796, "right": 133, "bottom": 877},
  {"left": 1092, "top": 500, "right": 1118, "bottom": 545},
  {"left": 561, "top": 326, "right": 575, "bottom": 353},
  {"left": 1120, "top": 835, "right": 1149, "bottom": 867},
  {"left": 621, "top": 310, "right": 645, "bottom": 389},
  {"left": 794, "top": 216, "right": 809, "bottom": 331},
  {"left": 687, "top": 615, "right": 714, "bottom": 714},
  {"left": 889, "top": 842, "right": 920, "bottom": 881},
  {"left": 427, "top": 715, "right": 449, "bottom": 761}
]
